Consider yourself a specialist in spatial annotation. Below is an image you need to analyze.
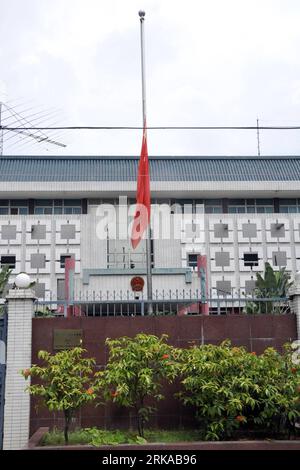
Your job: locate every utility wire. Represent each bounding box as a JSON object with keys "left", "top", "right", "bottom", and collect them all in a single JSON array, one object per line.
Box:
[
  {"left": 4, "top": 104, "right": 52, "bottom": 141},
  {"left": 3, "top": 112, "right": 63, "bottom": 143},
  {"left": 3, "top": 125, "right": 300, "bottom": 130},
  {"left": 2, "top": 110, "right": 62, "bottom": 141},
  {"left": 1, "top": 104, "right": 66, "bottom": 150}
]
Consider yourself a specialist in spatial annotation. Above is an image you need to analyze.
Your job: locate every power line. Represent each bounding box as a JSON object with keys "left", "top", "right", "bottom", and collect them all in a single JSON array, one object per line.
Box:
[
  {"left": 2, "top": 110, "right": 62, "bottom": 141},
  {"left": 0, "top": 103, "right": 66, "bottom": 153},
  {"left": 2, "top": 125, "right": 300, "bottom": 130}
]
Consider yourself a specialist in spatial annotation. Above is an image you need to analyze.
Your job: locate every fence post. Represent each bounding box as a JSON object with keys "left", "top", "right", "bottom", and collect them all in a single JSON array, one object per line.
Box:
[
  {"left": 289, "top": 272, "right": 300, "bottom": 341},
  {"left": 2, "top": 289, "right": 36, "bottom": 450}
]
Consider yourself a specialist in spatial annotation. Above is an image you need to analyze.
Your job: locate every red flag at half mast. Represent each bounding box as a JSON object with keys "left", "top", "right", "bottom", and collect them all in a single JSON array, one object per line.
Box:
[{"left": 131, "top": 121, "right": 150, "bottom": 249}]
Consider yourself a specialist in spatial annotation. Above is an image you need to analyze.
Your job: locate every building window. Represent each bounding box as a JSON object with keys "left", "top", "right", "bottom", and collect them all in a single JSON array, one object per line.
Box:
[
  {"left": 1, "top": 255, "right": 16, "bottom": 269},
  {"left": 60, "top": 254, "right": 73, "bottom": 269},
  {"left": 243, "top": 253, "right": 259, "bottom": 267},
  {"left": 228, "top": 199, "right": 273, "bottom": 214},
  {"left": 34, "top": 200, "right": 82, "bottom": 215},
  {"left": 205, "top": 199, "right": 222, "bottom": 214},
  {"left": 279, "top": 199, "right": 300, "bottom": 213},
  {"left": 10, "top": 207, "right": 29, "bottom": 215},
  {"left": 167, "top": 199, "right": 204, "bottom": 214},
  {"left": 254, "top": 199, "right": 274, "bottom": 213},
  {"left": 0, "top": 200, "right": 29, "bottom": 215},
  {"left": 187, "top": 253, "right": 198, "bottom": 268},
  {"left": 228, "top": 199, "right": 246, "bottom": 213},
  {"left": 63, "top": 199, "right": 82, "bottom": 214},
  {"left": 10, "top": 200, "right": 29, "bottom": 215}
]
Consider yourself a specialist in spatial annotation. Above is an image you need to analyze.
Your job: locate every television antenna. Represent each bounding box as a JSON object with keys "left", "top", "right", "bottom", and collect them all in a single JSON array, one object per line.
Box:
[{"left": 0, "top": 100, "right": 67, "bottom": 155}]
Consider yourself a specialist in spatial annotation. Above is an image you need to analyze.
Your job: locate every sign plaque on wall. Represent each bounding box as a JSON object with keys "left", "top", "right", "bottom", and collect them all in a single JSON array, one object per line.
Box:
[{"left": 53, "top": 329, "right": 83, "bottom": 350}]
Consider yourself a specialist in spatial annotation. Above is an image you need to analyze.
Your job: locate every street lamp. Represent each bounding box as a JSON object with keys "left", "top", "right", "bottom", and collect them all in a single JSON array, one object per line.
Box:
[{"left": 15, "top": 273, "right": 31, "bottom": 289}]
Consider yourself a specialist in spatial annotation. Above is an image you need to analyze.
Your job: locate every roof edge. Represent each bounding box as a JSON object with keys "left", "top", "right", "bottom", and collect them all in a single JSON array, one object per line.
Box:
[{"left": 2, "top": 155, "right": 300, "bottom": 160}]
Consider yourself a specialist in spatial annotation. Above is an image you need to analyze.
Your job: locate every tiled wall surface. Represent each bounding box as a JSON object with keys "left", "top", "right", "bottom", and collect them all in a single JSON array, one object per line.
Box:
[{"left": 0, "top": 213, "right": 300, "bottom": 298}]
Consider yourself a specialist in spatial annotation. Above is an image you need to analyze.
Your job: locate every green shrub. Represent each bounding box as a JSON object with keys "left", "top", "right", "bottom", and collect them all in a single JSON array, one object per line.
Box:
[
  {"left": 244, "top": 262, "right": 293, "bottom": 314},
  {"left": 177, "top": 340, "right": 300, "bottom": 440},
  {"left": 22, "top": 348, "right": 97, "bottom": 444},
  {"left": 95, "top": 334, "right": 180, "bottom": 437}
]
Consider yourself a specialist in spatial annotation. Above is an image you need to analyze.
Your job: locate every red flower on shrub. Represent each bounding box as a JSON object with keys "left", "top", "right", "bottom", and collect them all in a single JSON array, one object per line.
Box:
[
  {"left": 251, "top": 352, "right": 256, "bottom": 356},
  {"left": 23, "top": 369, "right": 31, "bottom": 379},
  {"left": 235, "top": 415, "right": 246, "bottom": 423},
  {"left": 291, "top": 367, "right": 297, "bottom": 374},
  {"left": 162, "top": 354, "right": 169, "bottom": 360},
  {"left": 111, "top": 391, "right": 118, "bottom": 397},
  {"left": 86, "top": 388, "right": 94, "bottom": 395}
]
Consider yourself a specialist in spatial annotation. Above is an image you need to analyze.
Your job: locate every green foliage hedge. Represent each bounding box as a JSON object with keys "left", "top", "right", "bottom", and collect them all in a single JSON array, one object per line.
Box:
[
  {"left": 178, "top": 340, "right": 300, "bottom": 440},
  {"left": 24, "top": 335, "right": 300, "bottom": 442}
]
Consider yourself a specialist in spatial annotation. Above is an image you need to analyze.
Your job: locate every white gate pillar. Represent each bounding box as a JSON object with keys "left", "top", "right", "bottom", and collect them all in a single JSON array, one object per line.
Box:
[{"left": 3, "top": 289, "right": 36, "bottom": 450}]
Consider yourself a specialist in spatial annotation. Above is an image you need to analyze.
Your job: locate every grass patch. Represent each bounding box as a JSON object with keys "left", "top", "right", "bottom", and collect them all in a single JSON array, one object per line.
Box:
[
  {"left": 146, "top": 429, "right": 200, "bottom": 443},
  {"left": 41, "top": 428, "right": 201, "bottom": 446}
]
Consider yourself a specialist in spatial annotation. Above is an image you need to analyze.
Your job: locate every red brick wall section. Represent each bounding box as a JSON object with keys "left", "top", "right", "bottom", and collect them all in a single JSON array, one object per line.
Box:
[{"left": 30, "top": 314, "right": 297, "bottom": 435}]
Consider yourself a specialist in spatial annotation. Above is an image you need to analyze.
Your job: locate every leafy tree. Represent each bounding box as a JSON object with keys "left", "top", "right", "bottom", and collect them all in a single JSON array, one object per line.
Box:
[
  {"left": 22, "top": 347, "right": 97, "bottom": 444},
  {"left": 177, "top": 340, "right": 300, "bottom": 440},
  {"left": 251, "top": 344, "right": 300, "bottom": 434},
  {"left": 245, "top": 262, "right": 293, "bottom": 314},
  {"left": 96, "top": 334, "right": 180, "bottom": 437},
  {"left": 0, "top": 265, "right": 11, "bottom": 297}
]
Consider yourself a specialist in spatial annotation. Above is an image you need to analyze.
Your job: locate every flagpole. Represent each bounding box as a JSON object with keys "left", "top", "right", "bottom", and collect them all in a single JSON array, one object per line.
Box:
[{"left": 139, "top": 10, "right": 153, "bottom": 314}]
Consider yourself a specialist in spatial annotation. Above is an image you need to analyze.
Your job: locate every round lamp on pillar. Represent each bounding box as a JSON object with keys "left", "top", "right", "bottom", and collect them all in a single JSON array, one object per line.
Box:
[{"left": 15, "top": 272, "right": 31, "bottom": 289}]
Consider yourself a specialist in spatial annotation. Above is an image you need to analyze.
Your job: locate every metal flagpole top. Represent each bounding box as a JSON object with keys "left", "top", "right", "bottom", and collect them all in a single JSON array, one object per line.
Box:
[{"left": 139, "top": 10, "right": 147, "bottom": 123}]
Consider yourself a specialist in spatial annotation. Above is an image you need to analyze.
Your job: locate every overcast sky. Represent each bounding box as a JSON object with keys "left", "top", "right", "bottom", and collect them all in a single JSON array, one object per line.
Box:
[{"left": 1, "top": 0, "right": 300, "bottom": 156}]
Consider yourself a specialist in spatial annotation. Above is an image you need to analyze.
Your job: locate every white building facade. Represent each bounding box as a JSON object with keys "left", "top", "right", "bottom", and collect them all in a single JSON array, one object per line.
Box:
[{"left": 1, "top": 155, "right": 300, "bottom": 303}]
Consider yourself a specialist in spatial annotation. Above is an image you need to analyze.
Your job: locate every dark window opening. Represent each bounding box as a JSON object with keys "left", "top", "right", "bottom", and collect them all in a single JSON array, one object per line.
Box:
[
  {"left": 1, "top": 255, "right": 16, "bottom": 269},
  {"left": 60, "top": 255, "right": 72, "bottom": 269},
  {"left": 188, "top": 253, "right": 198, "bottom": 268},
  {"left": 243, "top": 253, "right": 259, "bottom": 267}
]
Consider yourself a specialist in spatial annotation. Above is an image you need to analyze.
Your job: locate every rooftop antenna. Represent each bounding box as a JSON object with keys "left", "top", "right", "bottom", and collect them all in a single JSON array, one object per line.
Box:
[
  {"left": 0, "top": 102, "right": 3, "bottom": 155},
  {"left": 256, "top": 117, "right": 261, "bottom": 156},
  {"left": 0, "top": 100, "right": 66, "bottom": 155}
]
